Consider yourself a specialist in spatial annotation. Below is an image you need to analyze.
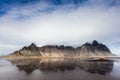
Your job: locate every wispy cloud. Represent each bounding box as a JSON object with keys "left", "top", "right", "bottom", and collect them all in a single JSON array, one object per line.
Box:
[{"left": 0, "top": 0, "right": 120, "bottom": 55}]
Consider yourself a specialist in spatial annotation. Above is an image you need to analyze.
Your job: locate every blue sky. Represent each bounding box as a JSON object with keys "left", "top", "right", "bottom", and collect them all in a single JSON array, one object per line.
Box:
[{"left": 0, "top": 0, "right": 120, "bottom": 56}]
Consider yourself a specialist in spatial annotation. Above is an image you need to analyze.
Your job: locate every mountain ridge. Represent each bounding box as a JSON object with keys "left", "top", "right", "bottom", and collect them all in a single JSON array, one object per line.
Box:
[{"left": 8, "top": 40, "right": 114, "bottom": 57}]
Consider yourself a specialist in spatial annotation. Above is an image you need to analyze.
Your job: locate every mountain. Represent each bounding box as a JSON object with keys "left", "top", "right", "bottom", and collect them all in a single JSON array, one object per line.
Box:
[
  {"left": 9, "top": 40, "right": 114, "bottom": 57},
  {"left": 11, "top": 43, "right": 41, "bottom": 56},
  {"left": 77, "top": 40, "right": 112, "bottom": 56}
]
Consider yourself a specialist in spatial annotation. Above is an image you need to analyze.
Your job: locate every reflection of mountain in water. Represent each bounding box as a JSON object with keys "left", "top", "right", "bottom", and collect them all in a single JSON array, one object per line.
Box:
[
  {"left": 9, "top": 59, "right": 114, "bottom": 75},
  {"left": 78, "top": 61, "right": 113, "bottom": 75}
]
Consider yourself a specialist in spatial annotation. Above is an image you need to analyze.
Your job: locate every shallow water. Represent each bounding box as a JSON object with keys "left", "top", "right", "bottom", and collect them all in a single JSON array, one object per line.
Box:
[{"left": 0, "top": 58, "right": 120, "bottom": 80}]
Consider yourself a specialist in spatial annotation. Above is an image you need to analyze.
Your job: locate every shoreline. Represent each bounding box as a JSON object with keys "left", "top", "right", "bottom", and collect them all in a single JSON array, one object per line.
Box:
[{"left": 1, "top": 55, "right": 120, "bottom": 60}]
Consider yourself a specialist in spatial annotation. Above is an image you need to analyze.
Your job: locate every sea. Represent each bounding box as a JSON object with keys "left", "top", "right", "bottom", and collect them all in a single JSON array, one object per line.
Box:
[{"left": 0, "top": 58, "right": 120, "bottom": 80}]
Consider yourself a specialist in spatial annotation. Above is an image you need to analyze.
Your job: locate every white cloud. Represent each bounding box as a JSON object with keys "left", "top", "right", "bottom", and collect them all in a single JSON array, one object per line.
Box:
[{"left": 0, "top": 0, "right": 120, "bottom": 55}]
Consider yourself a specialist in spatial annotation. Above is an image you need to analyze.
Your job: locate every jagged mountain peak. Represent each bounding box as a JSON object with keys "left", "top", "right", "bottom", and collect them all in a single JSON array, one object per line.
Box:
[
  {"left": 92, "top": 40, "right": 99, "bottom": 46},
  {"left": 83, "top": 42, "right": 91, "bottom": 46},
  {"left": 21, "top": 43, "right": 37, "bottom": 51},
  {"left": 29, "top": 43, "right": 37, "bottom": 47},
  {"left": 81, "top": 42, "right": 93, "bottom": 49}
]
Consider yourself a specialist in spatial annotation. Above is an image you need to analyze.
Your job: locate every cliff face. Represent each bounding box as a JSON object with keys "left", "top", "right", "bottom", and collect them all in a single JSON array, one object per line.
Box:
[{"left": 10, "top": 40, "right": 114, "bottom": 57}]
